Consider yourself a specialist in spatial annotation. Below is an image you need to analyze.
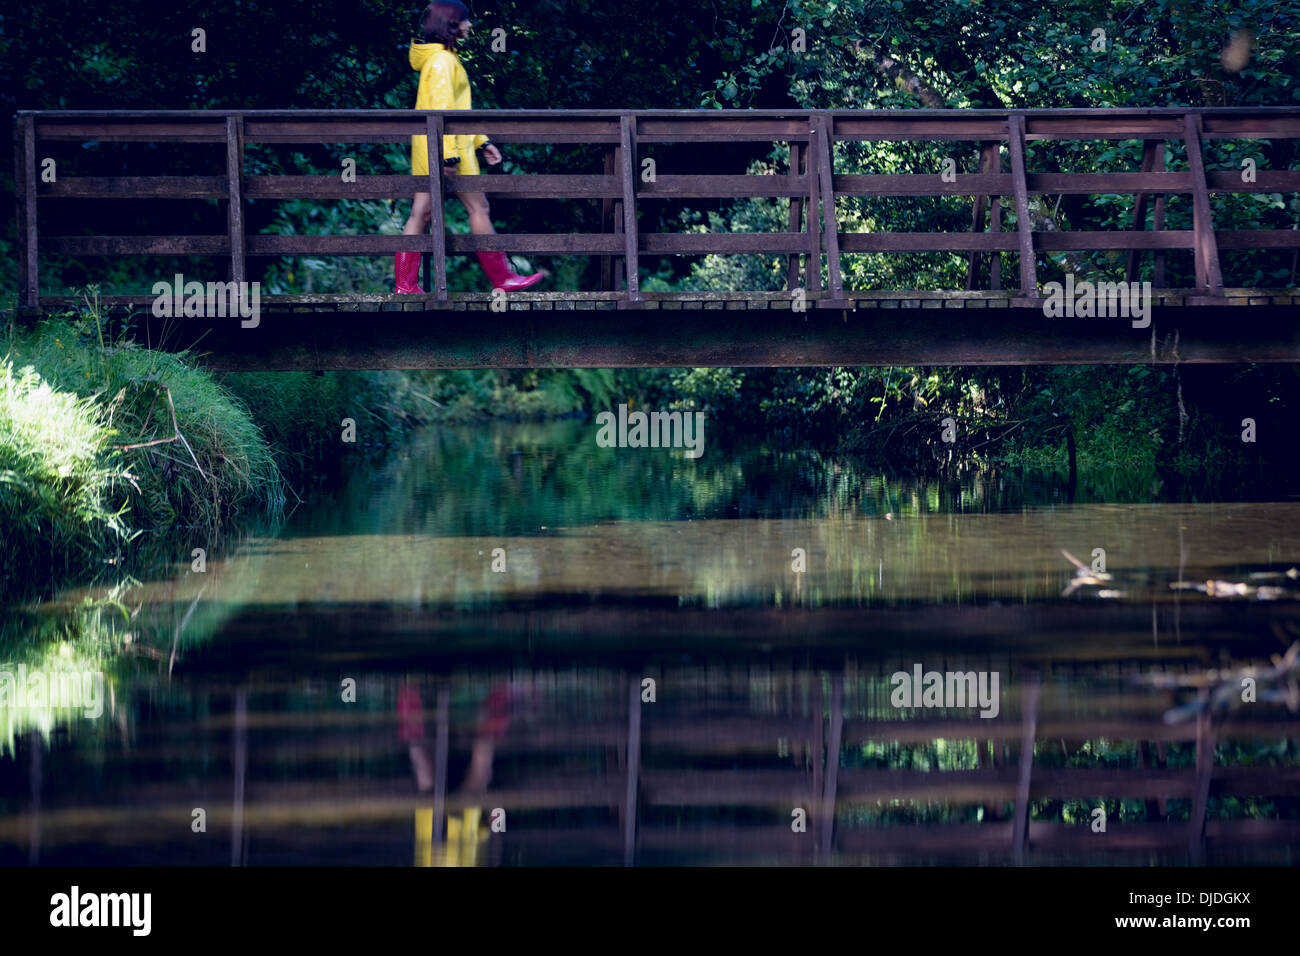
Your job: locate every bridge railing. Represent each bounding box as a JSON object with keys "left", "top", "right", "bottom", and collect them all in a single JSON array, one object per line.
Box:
[{"left": 14, "top": 108, "right": 1300, "bottom": 309}]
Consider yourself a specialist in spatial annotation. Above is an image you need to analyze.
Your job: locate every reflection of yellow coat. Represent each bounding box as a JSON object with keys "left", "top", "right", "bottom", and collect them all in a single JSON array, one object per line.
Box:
[{"left": 409, "top": 41, "right": 488, "bottom": 177}]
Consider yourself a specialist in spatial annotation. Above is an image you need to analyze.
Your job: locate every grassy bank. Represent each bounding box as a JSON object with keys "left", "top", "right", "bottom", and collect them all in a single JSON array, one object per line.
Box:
[{"left": 1, "top": 299, "right": 427, "bottom": 597}]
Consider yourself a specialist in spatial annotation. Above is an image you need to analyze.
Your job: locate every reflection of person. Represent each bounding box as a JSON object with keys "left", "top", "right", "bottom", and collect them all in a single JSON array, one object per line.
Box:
[
  {"left": 400, "top": 682, "right": 511, "bottom": 866},
  {"left": 395, "top": 1, "right": 546, "bottom": 294}
]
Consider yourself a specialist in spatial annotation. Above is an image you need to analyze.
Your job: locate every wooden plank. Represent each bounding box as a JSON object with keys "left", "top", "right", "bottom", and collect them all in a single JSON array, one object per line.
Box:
[
  {"left": 41, "top": 176, "right": 228, "bottom": 199},
  {"left": 226, "top": 117, "right": 245, "bottom": 287},
  {"left": 620, "top": 115, "right": 640, "bottom": 301},
  {"left": 244, "top": 174, "right": 620, "bottom": 199},
  {"left": 16, "top": 115, "right": 38, "bottom": 308},
  {"left": 641, "top": 233, "right": 808, "bottom": 254},
  {"left": 836, "top": 173, "right": 1013, "bottom": 196},
  {"left": 1007, "top": 115, "right": 1038, "bottom": 297},
  {"left": 45, "top": 235, "right": 231, "bottom": 255},
  {"left": 816, "top": 116, "right": 844, "bottom": 298},
  {"left": 1011, "top": 673, "right": 1040, "bottom": 861},
  {"left": 1215, "top": 229, "right": 1300, "bottom": 249},
  {"left": 639, "top": 174, "right": 810, "bottom": 198},
  {"left": 1205, "top": 170, "right": 1300, "bottom": 192},
  {"left": 1184, "top": 113, "right": 1225, "bottom": 296},
  {"left": 427, "top": 114, "right": 448, "bottom": 299}
]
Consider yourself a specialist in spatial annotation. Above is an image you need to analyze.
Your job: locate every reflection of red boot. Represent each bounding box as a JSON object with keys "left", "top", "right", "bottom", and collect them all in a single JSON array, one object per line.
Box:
[
  {"left": 481, "top": 685, "right": 511, "bottom": 741},
  {"left": 394, "top": 252, "right": 426, "bottom": 294},
  {"left": 475, "top": 251, "right": 545, "bottom": 292},
  {"left": 398, "top": 685, "right": 425, "bottom": 742}
]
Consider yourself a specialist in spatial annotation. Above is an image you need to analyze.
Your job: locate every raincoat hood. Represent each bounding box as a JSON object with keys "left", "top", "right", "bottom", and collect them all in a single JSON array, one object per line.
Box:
[{"left": 410, "top": 41, "right": 452, "bottom": 71}]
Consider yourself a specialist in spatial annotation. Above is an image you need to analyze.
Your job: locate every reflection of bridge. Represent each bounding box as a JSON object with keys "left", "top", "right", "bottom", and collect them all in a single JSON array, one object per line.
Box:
[
  {"left": 5, "top": 603, "right": 1299, "bottom": 865},
  {"left": 14, "top": 108, "right": 1300, "bottom": 368}
]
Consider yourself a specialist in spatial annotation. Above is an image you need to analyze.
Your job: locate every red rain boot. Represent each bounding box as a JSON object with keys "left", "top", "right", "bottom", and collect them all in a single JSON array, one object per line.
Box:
[
  {"left": 394, "top": 251, "right": 426, "bottom": 294},
  {"left": 475, "top": 251, "right": 545, "bottom": 292}
]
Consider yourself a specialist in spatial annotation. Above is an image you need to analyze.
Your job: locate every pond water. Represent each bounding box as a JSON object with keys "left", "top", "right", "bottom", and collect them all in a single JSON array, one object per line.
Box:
[{"left": 2, "top": 421, "right": 1299, "bottom": 865}]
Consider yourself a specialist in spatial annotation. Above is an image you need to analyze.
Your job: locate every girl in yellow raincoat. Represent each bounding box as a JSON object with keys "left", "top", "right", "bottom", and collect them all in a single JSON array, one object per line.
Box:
[{"left": 396, "top": 1, "right": 545, "bottom": 294}]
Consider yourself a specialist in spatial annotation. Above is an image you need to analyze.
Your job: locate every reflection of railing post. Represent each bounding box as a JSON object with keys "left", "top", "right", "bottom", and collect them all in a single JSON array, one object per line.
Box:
[
  {"left": 1188, "top": 688, "right": 1214, "bottom": 864},
  {"left": 1012, "top": 672, "right": 1040, "bottom": 862},
  {"left": 624, "top": 674, "right": 642, "bottom": 866},
  {"left": 819, "top": 673, "right": 843, "bottom": 859},
  {"left": 232, "top": 686, "right": 247, "bottom": 867},
  {"left": 432, "top": 688, "right": 450, "bottom": 851},
  {"left": 812, "top": 674, "right": 824, "bottom": 854},
  {"left": 28, "top": 729, "right": 41, "bottom": 864}
]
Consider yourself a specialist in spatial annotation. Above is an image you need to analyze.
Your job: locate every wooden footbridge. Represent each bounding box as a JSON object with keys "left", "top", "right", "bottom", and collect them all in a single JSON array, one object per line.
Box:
[{"left": 13, "top": 107, "right": 1300, "bottom": 369}]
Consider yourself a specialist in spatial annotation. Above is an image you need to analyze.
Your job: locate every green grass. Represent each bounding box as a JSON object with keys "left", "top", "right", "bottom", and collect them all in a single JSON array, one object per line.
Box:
[
  {"left": 0, "top": 359, "right": 137, "bottom": 593},
  {"left": 10, "top": 310, "right": 285, "bottom": 531}
]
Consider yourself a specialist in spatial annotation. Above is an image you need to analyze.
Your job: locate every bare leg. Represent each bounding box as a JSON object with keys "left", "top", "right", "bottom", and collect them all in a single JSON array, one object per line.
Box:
[
  {"left": 456, "top": 192, "right": 495, "bottom": 234},
  {"left": 404, "top": 191, "right": 432, "bottom": 235}
]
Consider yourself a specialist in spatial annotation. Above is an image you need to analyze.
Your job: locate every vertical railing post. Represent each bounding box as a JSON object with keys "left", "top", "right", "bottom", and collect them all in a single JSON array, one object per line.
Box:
[
  {"left": 426, "top": 115, "right": 449, "bottom": 300},
  {"left": 601, "top": 147, "right": 616, "bottom": 291},
  {"left": 807, "top": 117, "right": 822, "bottom": 294},
  {"left": 1183, "top": 113, "right": 1224, "bottom": 297},
  {"left": 1007, "top": 114, "right": 1038, "bottom": 298},
  {"left": 814, "top": 114, "right": 844, "bottom": 301},
  {"left": 15, "top": 114, "right": 38, "bottom": 309},
  {"left": 619, "top": 114, "right": 641, "bottom": 303},
  {"left": 787, "top": 141, "right": 805, "bottom": 290},
  {"left": 225, "top": 117, "right": 245, "bottom": 288}
]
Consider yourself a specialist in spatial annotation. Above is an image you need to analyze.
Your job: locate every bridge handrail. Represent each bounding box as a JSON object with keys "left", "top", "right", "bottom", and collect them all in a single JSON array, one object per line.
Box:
[{"left": 15, "top": 108, "right": 1300, "bottom": 308}]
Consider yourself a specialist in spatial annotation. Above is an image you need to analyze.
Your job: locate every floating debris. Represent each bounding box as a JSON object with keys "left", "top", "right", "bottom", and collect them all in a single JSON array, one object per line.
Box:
[{"left": 1133, "top": 641, "right": 1300, "bottom": 723}]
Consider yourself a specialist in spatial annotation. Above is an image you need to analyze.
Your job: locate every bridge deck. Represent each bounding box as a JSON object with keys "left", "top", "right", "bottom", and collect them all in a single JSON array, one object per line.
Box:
[{"left": 26, "top": 289, "right": 1300, "bottom": 369}]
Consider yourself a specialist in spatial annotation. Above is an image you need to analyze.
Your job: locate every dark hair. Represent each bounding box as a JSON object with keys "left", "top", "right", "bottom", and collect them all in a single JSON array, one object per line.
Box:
[{"left": 420, "top": 2, "right": 470, "bottom": 48}]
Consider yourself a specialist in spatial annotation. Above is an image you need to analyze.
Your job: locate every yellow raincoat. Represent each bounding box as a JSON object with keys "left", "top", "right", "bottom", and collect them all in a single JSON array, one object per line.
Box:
[{"left": 409, "top": 41, "right": 488, "bottom": 177}]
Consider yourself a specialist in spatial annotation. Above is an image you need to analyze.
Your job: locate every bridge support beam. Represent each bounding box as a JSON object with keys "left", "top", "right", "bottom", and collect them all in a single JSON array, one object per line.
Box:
[{"left": 81, "top": 298, "right": 1300, "bottom": 370}]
